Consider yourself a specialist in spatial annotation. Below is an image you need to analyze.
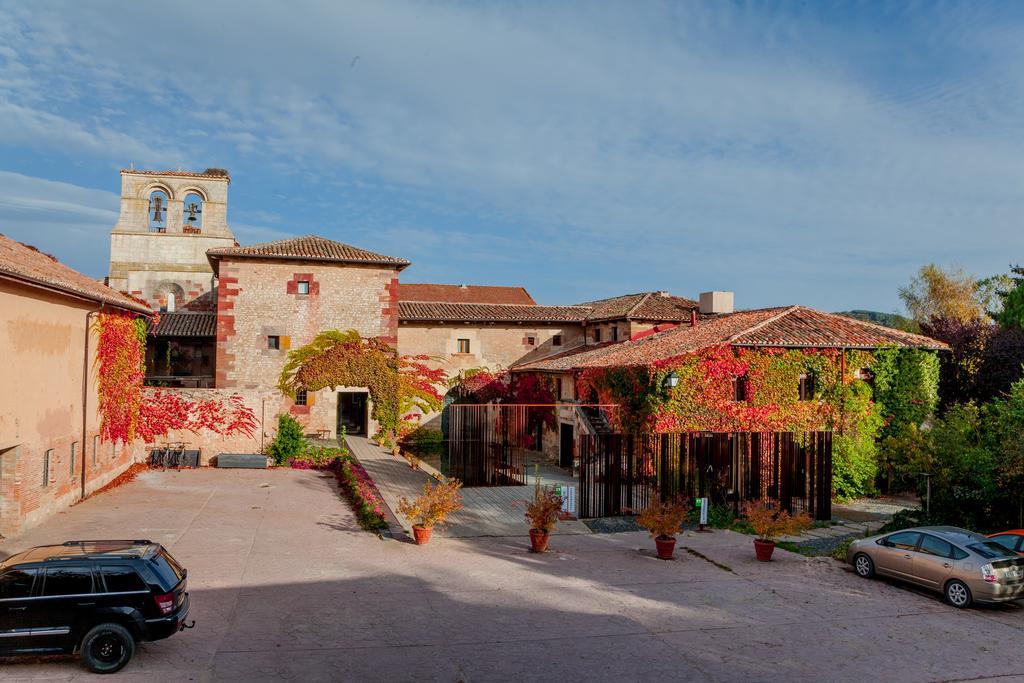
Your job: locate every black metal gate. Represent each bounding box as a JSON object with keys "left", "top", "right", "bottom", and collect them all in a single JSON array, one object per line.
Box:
[
  {"left": 577, "top": 432, "right": 832, "bottom": 520},
  {"left": 446, "top": 404, "right": 545, "bottom": 486}
]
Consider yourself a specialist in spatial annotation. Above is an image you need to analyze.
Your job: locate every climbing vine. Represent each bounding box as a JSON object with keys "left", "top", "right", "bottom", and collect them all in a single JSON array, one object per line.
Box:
[
  {"left": 95, "top": 312, "right": 257, "bottom": 444},
  {"left": 277, "top": 330, "right": 446, "bottom": 445}
]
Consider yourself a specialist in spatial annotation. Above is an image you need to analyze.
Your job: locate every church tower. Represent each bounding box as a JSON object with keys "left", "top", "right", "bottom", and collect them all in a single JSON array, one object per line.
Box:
[{"left": 108, "top": 168, "right": 237, "bottom": 311}]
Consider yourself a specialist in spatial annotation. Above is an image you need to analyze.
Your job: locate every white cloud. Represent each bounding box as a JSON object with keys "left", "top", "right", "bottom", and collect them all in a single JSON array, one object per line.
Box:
[{"left": 0, "top": 1, "right": 1022, "bottom": 310}]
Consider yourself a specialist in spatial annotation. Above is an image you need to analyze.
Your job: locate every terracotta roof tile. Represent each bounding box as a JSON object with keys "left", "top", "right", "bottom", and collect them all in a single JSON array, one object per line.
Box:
[
  {"left": 514, "top": 306, "right": 947, "bottom": 372},
  {"left": 149, "top": 312, "right": 216, "bottom": 337},
  {"left": 399, "top": 301, "right": 590, "bottom": 323},
  {"left": 208, "top": 235, "right": 409, "bottom": 269},
  {"left": 123, "top": 168, "right": 230, "bottom": 181},
  {"left": 577, "top": 291, "right": 698, "bottom": 322},
  {"left": 398, "top": 283, "right": 536, "bottom": 305},
  {"left": 0, "top": 234, "right": 150, "bottom": 314}
]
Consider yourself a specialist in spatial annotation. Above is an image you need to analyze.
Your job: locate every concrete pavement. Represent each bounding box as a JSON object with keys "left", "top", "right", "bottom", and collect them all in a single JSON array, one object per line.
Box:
[{"left": 1, "top": 467, "right": 1024, "bottom": 681}]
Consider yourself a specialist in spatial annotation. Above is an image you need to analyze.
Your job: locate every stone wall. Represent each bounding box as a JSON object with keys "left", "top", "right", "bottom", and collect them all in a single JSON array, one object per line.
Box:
[{"left": 215, "top": 258, "right": 398, "bottom": 437}]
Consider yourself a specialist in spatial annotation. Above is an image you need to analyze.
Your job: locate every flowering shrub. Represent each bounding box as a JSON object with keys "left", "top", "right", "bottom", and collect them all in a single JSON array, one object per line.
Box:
[
  {"left": 333, "top": 456, "right": 389, "bottom": 531},
  {"left": 287, "top": 446, "right": 343, "bottom": 469},
  {"left": 277, "top": 330, "right": 446, "bottom": 447}
]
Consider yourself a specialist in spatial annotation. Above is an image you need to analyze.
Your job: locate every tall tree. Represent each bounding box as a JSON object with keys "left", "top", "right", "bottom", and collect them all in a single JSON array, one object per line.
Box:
[
  {"left": 899, "top": 264, "right": 987, "bottom": 325},
  {"left": 995, "top": 265, "right": 1024, "bottom": 330}
]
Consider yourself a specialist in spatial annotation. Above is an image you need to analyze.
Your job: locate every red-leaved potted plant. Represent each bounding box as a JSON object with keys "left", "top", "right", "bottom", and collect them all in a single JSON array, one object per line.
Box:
[
  {"left": 636, "top": 497, "right": 691, "bottom": 560},
  {"left": 742, "top": 501, "right": 812, "bottom": 561},
  {"left": 524, "top": 477, "right": 563, "bottom": 553},
  {"left": 397, "top": 478, "right": 463, "bottom": 545}
]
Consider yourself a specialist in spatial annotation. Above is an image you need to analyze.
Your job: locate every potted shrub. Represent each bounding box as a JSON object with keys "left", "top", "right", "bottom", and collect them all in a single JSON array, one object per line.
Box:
[
  {"left": 524, "top": 477, "right": 563, "bottom": 553},
  {"left": 397, "top": 478, "right": 463, "bottom": 545},
  {"left": 636, "top": 497, "right": 691, "bottom": 560},
  {"left": 742, "top": 502, "right": 812, "bottom": 561}
]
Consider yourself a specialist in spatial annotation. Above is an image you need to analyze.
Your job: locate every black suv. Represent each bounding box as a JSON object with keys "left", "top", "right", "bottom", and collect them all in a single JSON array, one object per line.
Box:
[{"left": 0, "top": 540, "right": 192, "bottom": 673}]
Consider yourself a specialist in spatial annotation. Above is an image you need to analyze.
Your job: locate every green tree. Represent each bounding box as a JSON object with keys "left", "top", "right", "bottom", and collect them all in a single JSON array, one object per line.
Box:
[
  {"left": 995, "top": 265, "right": 1024, "bottom": 330},
  {"left": 983, "top": 379, "right": 1024, "bottom": 526},
  {"left": 267, "top": 413, "right": 307, "bottom": 465},
  {"left": 872, "top": 348, "right": 940, "bottom": 439}
]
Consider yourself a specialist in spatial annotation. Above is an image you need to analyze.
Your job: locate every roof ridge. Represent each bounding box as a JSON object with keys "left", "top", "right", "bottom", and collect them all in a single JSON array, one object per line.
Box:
[
  {"left": 725, "top": 306, "right": 801, "bottom": 343},
  {"left": 624, "top": 292, "right": 653, "bottom": 318},
  {"left": 403, "top": 300, "right": 591, "bottom": 310},
  {"left": 826, "top": 308, "right": 939, "bottom": 344}
]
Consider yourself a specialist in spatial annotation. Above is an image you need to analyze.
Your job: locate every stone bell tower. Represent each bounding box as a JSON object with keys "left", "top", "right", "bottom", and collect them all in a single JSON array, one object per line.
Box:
[{"left": 107, "top": 168, "right": 237, "bottom": 311}]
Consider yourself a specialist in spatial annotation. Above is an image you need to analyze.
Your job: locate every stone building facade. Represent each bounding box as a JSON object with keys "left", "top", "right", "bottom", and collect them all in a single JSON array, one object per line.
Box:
[
  {"left": 0, "top": 235, "right": 150, "bottom": 536},
  {"left": 108, "top": 169, "right": 236, "bottom": 312}
]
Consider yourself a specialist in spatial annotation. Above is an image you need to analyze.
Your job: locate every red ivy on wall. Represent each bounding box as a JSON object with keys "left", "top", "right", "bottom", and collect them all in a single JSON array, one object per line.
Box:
[{"left": 95, "top": 312, "right": 258, "bottom": 444}]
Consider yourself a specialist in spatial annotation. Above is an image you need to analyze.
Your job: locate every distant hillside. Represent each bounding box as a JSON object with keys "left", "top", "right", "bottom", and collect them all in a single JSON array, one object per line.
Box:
[{"left": 836, "top": 310, "right": 919, "bottom": 333}]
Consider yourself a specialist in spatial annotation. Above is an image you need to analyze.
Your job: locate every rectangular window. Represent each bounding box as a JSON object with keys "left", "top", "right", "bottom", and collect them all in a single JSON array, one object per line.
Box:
[
  {"left": 556, "top": 377, "right": 564, "bottom": 399},
  {"left": 734, "top": 377, "right": 748, "bottom": 402},
  {"left": 527, "top": 336, "right": 536, "bottom": 346},
  {"left": 553, "top": 335, "right": 563, "bottom": 346},
  {"left": 42, "top": 566, "right": 94, "bottom": 596},
  {"left": 593, "top": 328, "right": 601, "bottom": 343},
  {"left": 297, "top": 280, "right": 310, "bottom": 295},
  {"left": 268, "top": 335, "right": 281, "bottom": 350},
  {"left": 92, "top": 435, "right": 99, "bottom": 466},
  {"left": 295, "top": 389, "right": 308, "bottom": 406},
  {"left": 100, "top": 566, "right": 148, "bottom": 593},
  {"left": 798, "top": 372, "right": 816, "bottom": 401},
  {"left": 457, "top": 339, "right": 471, "bottom": 354},
  {"left": 611, "top": 326, "right": 619, "bottom": 342},
  {"left": 44, "top": 449, "right": 52, "bottom": 486},
  {"left": 70, "top": 441, "right": 77, "bottom": 476}
]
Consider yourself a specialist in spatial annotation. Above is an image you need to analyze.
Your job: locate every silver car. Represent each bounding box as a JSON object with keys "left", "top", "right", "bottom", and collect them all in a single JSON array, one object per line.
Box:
[{"left": 847, "top": 526, "right": 1024, "bottom": 608}]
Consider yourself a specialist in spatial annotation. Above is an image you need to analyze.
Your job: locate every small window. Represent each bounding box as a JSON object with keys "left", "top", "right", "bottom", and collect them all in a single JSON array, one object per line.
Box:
[
  {"left": 268, "top": 335, "right": 281, "bottom": 350},
  {"left": 92, "top": 435, "right": 99, "bottom": 466},
  {"left": 297, "top": 280, "right": 310, "bottom": 295},
  {"left": 43, "top": 449, "right": 52, "bottom": 486},
  {"left": 593, "top": 328, "right": 602, "bottom": 343},
  {"left": 526, "top": 336, "right": 536, "bottom": 346},
  {"left": 556, "top": 377, "right": 564, "bottom": 399},
  {"left": 798, "top": 372, "right": 816, "bottom": 401},
  {"left": 553, "top": 335, "right": 563, "bottom": 346},
  {"left": 70, "top": 441, "right": 77, "bottom": 476},
  {"left": 611, "top": 326, "right": 619, "bottom": 342},
  {"left": 733, "top": 376, "right": 748, "bottom": 402},
  {"left": 457, "top": 339, "right": 471, "bottom": 354},
  {"left": 100, "top": 566, "right": 148, "bottom": 593},
  {"left": 0, "top": 569, "right": 37, "bottom": 599},
  {"left": 880, "top": 531, "right": 920, "bottom": 551},
  {"left": 42, "top": 566, "right": 94, "bottom": 596},
  {"left": 919, "top": 534, "right": 954, "bottom": 558},
  {"left": 295, "top": 389, "right": 308, "bottom": 406}
]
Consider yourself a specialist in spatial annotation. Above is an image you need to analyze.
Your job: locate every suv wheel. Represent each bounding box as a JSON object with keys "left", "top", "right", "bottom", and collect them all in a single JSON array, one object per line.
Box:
[
  {"left": 945, "top": 580, "right": 973, "bottom": 609},
  {"left": 80, "top": 622, "right": 135, "bottom": 674}
]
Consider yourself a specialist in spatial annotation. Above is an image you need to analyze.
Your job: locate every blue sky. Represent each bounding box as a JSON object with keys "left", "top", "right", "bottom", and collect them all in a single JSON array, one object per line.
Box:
[{"left": 0, "top": 1, "right": 1021, "bottom": 312}]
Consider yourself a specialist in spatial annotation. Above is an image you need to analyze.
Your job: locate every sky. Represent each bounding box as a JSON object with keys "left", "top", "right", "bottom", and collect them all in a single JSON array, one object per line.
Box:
[{"left": 0, "top": 1, "right": 1021, "bottom": 312}]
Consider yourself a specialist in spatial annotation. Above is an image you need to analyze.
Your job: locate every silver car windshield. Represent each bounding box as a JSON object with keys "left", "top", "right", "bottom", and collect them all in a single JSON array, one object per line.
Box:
[{"left": 967, "top": 541, "right": 1014, "bottom": 559}]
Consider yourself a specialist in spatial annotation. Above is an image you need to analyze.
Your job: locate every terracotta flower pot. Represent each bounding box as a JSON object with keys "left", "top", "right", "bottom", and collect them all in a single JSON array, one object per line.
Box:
[
  {"left": 753, "top": 538, "right": 776, "bottom": 562},
  {"left": 412, "top": 525, "right": 433, "bottom": 545},
  {"left": 655, "top": 536, "right": 676, "bottom": 560},
  {"left": 529, "top": 528, "right": 550, "bottom": 553}
]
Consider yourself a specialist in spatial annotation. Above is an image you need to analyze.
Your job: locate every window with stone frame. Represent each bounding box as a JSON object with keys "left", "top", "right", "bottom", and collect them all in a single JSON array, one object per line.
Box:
[
  {"left": 798, "top": 372, "right": 816, "bottom": 401},
  {"left": 295, "top": 389, "right": 308, "bottom": 406},
  {"left": 457, "top": 338, "right": 471, "bottom": 354},
  {"left": 297, "top": 280, "right": 310, "bottom": 295},
  {"left": 526, "top": 335, "right": 536, "bottom": 346}
]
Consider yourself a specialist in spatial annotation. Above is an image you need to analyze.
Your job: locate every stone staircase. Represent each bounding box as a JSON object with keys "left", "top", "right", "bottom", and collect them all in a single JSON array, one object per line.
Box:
[{"left": 579, "top": 405, "right": 615, "bottom": 435}]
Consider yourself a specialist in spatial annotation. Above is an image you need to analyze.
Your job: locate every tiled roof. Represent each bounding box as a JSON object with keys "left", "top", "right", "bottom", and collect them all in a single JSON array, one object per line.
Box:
[
  {"left": 0, "top": 234, "right": 150, "bottom": 314},
  {"left": 149, "top": 312, "right": 216, "bottom": 337},
  {"left": 515, "top": 306, "right": 947, "bottom": 372},
  {"left": 577, "top": 292, "right": 698, "bottom": 322},
  {"left": 208, "top": 235, "right": 410, "bottom": 269},
  {"left": 123, "top": 168, "right": 230, "bottom": 180},
  {"left": 398, "top": 283, "right": 536, "bottom": 305},
  {"left": 399, "top": 301, "right": 590, "bottom": 323}
]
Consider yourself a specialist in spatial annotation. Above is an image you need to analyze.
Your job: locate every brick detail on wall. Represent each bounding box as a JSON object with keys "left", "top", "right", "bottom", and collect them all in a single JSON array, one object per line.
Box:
[
  {"left": 215, "top": 271, "right": 239, "bottom": 388},
  {"left": 379, "top": 273, "right": 400, "bottom": 345},
  {"left": 285, "top": 272, "right": 320, "bottom": 296}
]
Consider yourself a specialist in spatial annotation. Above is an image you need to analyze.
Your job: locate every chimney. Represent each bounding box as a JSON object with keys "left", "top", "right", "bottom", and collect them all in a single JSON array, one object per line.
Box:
[
  {"left": 699, "top": 291, "right": 734, "bottom": 315},
  {"left": 657, "top": 290, "right": 670, "bottom": 297},
  {"left": 690, "top": 309, "right": 698, "bottom": 327}
]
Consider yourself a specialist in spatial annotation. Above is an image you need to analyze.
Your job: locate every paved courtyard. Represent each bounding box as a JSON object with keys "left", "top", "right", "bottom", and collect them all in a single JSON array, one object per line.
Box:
[{"left": 2, "top": 467, "right": 1024, "bottom": 682}]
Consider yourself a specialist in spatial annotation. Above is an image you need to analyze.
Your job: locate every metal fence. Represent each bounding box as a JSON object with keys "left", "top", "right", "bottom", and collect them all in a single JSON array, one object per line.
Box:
[
  {"left": 577, "top": 431, "right": 832, "bottom": 520},
  {"left": 446, "top": 404, "right": 555, "bottom": 486}
]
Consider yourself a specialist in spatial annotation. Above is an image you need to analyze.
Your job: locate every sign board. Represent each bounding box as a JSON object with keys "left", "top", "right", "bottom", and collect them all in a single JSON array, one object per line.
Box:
[
  {"left": 697, "top": 497, "right": 709, "bottom": 525},
  {"left": 554, "top": 485, "right": 576, "bottom": 516}
]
